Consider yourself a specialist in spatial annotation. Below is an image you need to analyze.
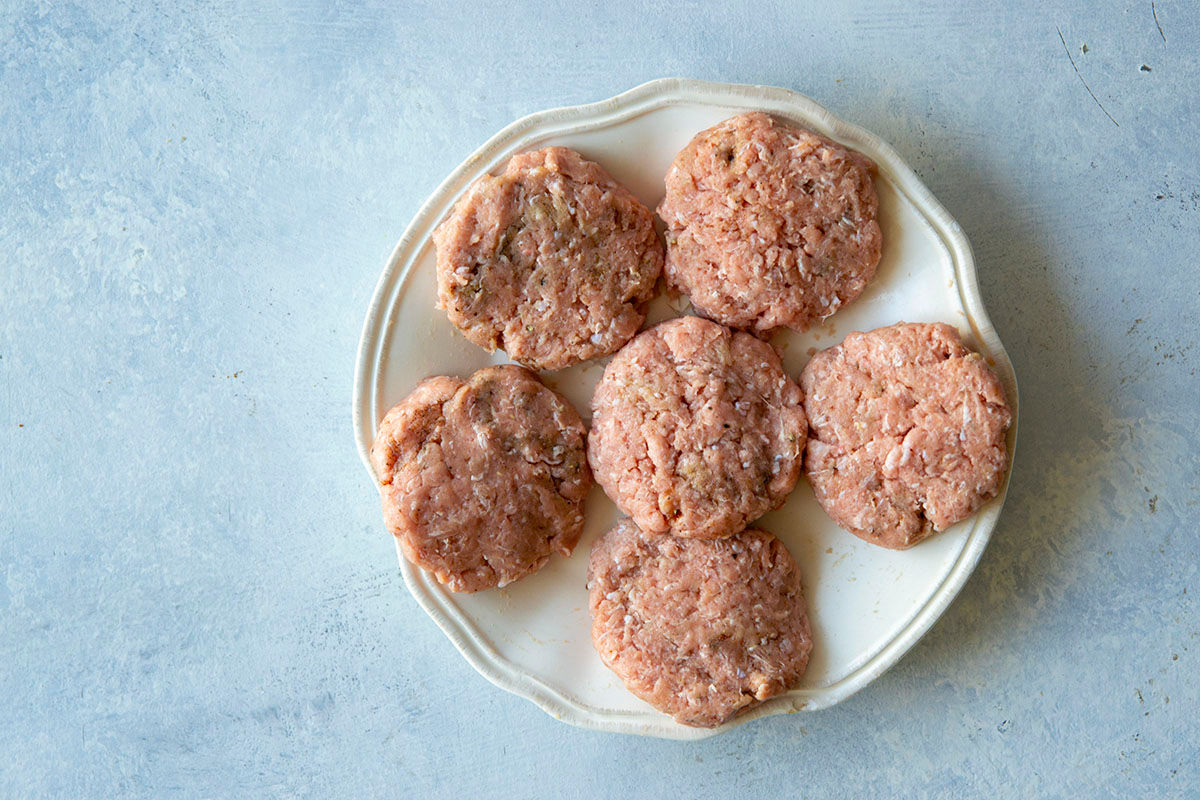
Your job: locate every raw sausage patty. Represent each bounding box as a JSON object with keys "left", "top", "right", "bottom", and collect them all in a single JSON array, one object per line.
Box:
[
  {"left": 801, "top": 322, "right": 1012, "bottom": 549},
  {"left": 658, "top": 112, "right": 881, "bottom": 335},
  {"left": 588, "top": 519, "right": 813, "bottom": 728},
  {"left": 588, "top": 316, "right": 807, "bottom": 539},
  {"left": 370, "top": 365, "right": 591, "bottom": 591},
  {"left": 434, "top": 147, "right": 663, "bottom": 370}
]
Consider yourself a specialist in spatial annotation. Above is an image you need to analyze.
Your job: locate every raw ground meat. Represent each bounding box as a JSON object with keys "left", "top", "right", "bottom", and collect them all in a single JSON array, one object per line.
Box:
[
  {"left": 370, "top": 365, "right": 591, "bottom": 591},
  {"left": 434, "top": 146, "right": 663, "bottom": 370},
  {"left": 587, "top": 316, "right": 807, "bottom": 539},
  {"left": 588, "top": 519, "right": 813, "bottom": 728},
  {"left": 801, "top": 322, "right": 1012, "bottom": 549},
  {"left": 658, "top": 112, "right": 882, "bottom": 335}
]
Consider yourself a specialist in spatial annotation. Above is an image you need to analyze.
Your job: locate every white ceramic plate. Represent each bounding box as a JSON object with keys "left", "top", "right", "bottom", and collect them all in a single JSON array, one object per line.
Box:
[{"left": 353, "top": 78, "right": 1019, "bottom": 740}]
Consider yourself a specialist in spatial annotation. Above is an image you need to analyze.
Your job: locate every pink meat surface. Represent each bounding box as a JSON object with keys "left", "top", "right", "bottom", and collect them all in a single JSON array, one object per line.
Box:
[
  {"left": 370, "top": 365, "right": 591, "bottom": 591},
  {"left": 433, "top": 147, "right": 663, "bottom": 370},
  {"left": 588, "top": 316, "right": 807, "bottom": 539},
  {"left": 801, "top": 322, "right": 1012, "bottom": 549},
  {"left": 588, "top": 519, "right": 813, "bottom": 728},
  {"left": 658, "top": 112, "right": 882, "bottom": 335}
]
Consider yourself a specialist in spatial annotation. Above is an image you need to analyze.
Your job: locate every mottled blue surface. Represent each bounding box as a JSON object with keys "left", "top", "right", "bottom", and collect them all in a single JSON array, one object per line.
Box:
[{"left": 2, "top": 1, "right": 1197, "bottom": 797}]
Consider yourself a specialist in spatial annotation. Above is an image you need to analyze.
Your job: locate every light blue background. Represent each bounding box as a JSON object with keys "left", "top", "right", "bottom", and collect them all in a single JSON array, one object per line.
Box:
[{"left": 2, "top": 1, "right": 1197, "bottom": 797}]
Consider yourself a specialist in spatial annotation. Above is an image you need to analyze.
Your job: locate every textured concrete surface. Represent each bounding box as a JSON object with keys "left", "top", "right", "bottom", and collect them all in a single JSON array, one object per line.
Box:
[{"left": 2, "top": 1, "right": 1197, "bottom": 797}]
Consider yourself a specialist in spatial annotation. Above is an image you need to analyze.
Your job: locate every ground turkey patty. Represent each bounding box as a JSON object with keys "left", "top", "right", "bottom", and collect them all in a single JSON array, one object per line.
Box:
[
  {"left": 370, "top": 365, "right": 591, "bottom": 592},
  {"left": 658, "top": 112, "right": 882, "bottom": 335},
  {"left": 801, "top": 322, "right": 1012, "bottom": 549},
  {"left": 588, "top": 519, "right": 813, "bottom": 728},
  {"left": 433, "top": 147, "right": 663, "bottom": 370},
  {"left": 588, "top": 316, "right": 806, "bottom": 539}
]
